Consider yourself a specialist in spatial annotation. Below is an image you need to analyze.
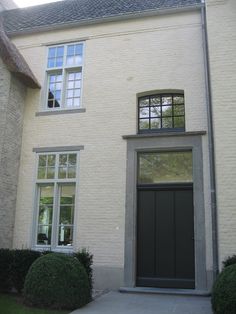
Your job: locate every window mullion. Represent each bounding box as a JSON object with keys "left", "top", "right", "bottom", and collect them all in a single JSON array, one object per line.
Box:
[
  {"left": 61, "top": 68, "right": 66, "bottom": 109},
  {"left": 51, "top": 183, "right": 59, "bottom": 249}
]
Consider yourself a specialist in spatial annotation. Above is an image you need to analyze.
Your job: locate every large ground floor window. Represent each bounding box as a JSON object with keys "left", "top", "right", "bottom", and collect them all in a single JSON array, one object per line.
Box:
[{"left": 34, "top": 152, "right": 78, "bottom": 250}]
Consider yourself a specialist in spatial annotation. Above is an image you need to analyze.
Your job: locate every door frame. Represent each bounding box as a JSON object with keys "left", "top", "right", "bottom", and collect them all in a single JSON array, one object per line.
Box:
[{"left": 123, "top": 133, "right": 210, "bottom": 292}]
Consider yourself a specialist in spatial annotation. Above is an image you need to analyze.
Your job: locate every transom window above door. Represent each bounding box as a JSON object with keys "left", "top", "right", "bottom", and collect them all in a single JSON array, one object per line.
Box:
[
  {"left": 138, "top": 151, "right": 192, "bottom": 184},
  {"left": 45, "top": 42, "right": 84, "bottom": 110},
  {"left": 138, "top": 93, "right": 185, "bottom": 132}
]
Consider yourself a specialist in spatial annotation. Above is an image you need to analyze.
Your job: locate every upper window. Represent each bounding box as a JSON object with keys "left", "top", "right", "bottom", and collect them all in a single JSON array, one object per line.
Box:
[
  {"left": 46, "top": 43, "right": 84, "bottom": 110},
  {"left": 138, "top": 93, "right": 185, "bottom": 132}
]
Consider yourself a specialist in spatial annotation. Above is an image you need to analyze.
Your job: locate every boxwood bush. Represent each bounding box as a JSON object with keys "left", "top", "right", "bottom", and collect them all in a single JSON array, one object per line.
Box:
[
  {"left": 12, "top": 249, "right": 41, "bottom": 293},
  {"left": 23, "top": 253, "right": 90, "bottom": 310},
  {"left": 223, "top": 254, "right": 236, "bottom": 269},
  {"left": 211, "top": 264, "right": 236, "bottom": 314},
  {"left": 74, "top": 249, "right": 93, "bottom": 299},
  {"left": 0, "top": 249, "right": 13, "bottom": 292}
]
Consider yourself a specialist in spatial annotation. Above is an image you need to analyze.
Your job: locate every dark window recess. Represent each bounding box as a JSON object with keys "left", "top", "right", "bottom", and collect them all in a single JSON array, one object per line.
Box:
[{"left": 138, "top": 94, "right": 185, "bottom": 133}]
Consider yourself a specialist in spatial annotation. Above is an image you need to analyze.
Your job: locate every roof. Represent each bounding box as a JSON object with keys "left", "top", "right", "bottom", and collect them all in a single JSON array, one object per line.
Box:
[
  {"left": 0, "top": 19, "right": 40, "bottom": 88},
  {"left": 1, "top": 0, "right": 202, "bottom": 36}
]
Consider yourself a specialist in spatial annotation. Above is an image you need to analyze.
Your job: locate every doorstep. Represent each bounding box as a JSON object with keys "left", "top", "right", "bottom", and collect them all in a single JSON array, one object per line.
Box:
[{"left": 119, "top": 286, "right": 211, "bottom": 297}]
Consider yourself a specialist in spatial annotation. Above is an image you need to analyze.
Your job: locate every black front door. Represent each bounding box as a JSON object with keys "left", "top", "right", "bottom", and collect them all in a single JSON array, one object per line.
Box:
[{"left": 137, "top": 184, "right": 195, "bottom": 289}]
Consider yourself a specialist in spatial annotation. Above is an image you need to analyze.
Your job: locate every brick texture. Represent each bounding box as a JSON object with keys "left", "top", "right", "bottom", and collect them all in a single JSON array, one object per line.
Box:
[
  {"left": 0, "top": 57, "right": 26, "bottom": 248},
  {"left": 206, "top": 0, "right": 236, "bottom": 267}
]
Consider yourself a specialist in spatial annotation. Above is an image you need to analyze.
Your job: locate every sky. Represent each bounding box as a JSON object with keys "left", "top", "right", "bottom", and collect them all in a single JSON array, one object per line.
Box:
[{"left": 14, "top": 0, "right": 62, "bottom": 8}]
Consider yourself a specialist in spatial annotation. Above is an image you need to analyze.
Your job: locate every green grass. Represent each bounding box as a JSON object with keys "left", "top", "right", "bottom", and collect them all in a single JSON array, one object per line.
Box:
[{"left": 0, "top": 294, "right": 69, "bottom": 314}]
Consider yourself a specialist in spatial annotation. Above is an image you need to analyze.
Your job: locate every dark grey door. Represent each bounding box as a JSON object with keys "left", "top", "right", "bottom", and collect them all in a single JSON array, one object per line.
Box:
[{"left": 137, "top": 184, "right": 195, "bottom": 289}]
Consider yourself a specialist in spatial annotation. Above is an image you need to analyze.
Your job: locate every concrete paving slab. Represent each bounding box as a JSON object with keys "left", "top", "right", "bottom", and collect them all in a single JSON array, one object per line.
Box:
[{"left": 71, "top": 291, "right": 213, "bottom": 314}]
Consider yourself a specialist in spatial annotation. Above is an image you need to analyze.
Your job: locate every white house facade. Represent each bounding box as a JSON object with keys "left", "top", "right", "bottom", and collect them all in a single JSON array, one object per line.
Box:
[{"left": 0, "top": 0, "right": 235, "bottom": 293}]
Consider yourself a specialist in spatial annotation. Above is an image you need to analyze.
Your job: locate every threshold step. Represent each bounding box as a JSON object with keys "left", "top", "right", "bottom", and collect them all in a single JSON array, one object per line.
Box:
[{"left": 119, "top": 286, "right": 211, "bottom": 297}]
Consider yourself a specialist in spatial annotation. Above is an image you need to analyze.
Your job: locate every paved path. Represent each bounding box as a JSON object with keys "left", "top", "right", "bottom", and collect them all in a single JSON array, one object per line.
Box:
[{"left": 71, "top": 291, "right": 212, "bottom": 314}]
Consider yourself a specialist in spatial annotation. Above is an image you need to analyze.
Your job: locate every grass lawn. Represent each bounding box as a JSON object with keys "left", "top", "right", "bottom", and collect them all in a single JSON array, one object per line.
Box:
[{"left": 0, "top": 293, "right": 69, "bottom": 314}]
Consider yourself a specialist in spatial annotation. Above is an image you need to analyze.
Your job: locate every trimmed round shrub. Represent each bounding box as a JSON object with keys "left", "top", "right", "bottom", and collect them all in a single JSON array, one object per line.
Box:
[
  {"left": 211, "top": 264, "right": 236, "bottom": 314},
  {"left": 23, "top": 253, "right": 90, "bottom": 310},
  {"left": 223, "top": 254, "right": 236, "bottom": 269}
]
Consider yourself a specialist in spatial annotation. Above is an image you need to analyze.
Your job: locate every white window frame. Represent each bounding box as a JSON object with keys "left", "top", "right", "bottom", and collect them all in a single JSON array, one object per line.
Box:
[
  {"left": 32, "top": 151, "right": 80, "bottom": 252},
  {"left": 44, "top": 42, "right": 85, "bottom": 112}
]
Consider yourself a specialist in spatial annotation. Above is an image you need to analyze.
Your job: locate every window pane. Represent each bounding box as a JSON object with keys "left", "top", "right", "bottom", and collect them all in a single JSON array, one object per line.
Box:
[
  {"left": 47, "top": 155, "right": 55, "bottom": 166},
  {"left": 39, "top": 185, "right": 54, "bottom": 205},
  {"left": 68, "top": 154, "right": 77, "bottom": 166},
  {"left": 74, "top": 98, "right": 80, "bottom": 107},
  {"left": 162, "top": 96, "right": 172, "bottom": 105},
  {"left": 37, "top": 185, "right": 54, "bottom": 245},
  {"left": 75, "top": 44, "right": 83, "bottom": 55},
  {"left": 75, "top": 55, "right": 82, "bottom": 65},
  {"left": 37, "top": 225, "right": 52, "bottom": 245},
  {"left": 139, "top": 97, "right": 149, "bottom": 107},
  {"left": 139, "top": 119, "right": 149, "bottom": 130},
  {"left": 58, "top": 167, "right": 67, "bottom": 179},
  {"left": 138, "top": 151, "right": 193, "bottom": 184},
  {"left": 150, "top": 96, "right": 160, "bottom": 106},
  {"left": 74, "top": 89, "right": 81, "bottom": 97},
  {"left": 150, "top": 118, "right": 161, "bottom": 129},
  {"left": 67, "top": 45, "right": 75, "bottom": 56},
  {"left": 58, "top": 185, "right": 75, "bottom": 246},
  {"left": 66, "top": 99, "right": 73, "bottom": 107},
  {"left": 58, "top": 226, "right": 73, "bottom": 246},
  {"left": 139, "top": 107, "right": 149, "bottom": 118},
  {"left": 59, "top": 206, "right": 74, "bottom": 224},
  {"left": 162, "top": 105, "right": 172, "bottom": 117},
  {"left": 174, "top": 105, "right": 184, "bottom": 116},
  {"left": 66, "top": 56, "right": 74, "bottom": 66},
  {"left": 47, "top": 59, "right": 55, "bottom": 68},
  {"left": 150, "top": 106, "right": 161, "bottom": 117},
  {"left": 174, "top": 95, "right": 184, "bottom": 104},
  {"left": 47, "top": 72, "right": 62, "bottom": 109},
  {"left": 65, "top": 71, "right": 82, "bottom": 108},
  {"left": 39, "top": 155, "right": 47, "bottom": 167},
  {"left": 59, "top": 154, "right": 67, "bottom": 166},
  {"left": 48, "top": 48, "right": 56, "bottom": 58},
  {"left": 162, "top": 117, "right": 173, "bottom": 128},
  {"left": 56, "top": 57, "right": 63, "bottom": 67},
  {"left": 39, "top": 205, "right": 53, "bottom": 224},
  {"left": 68, "top": 167, "right": 76, "bottom": 178},
  {"left": 38, "top": 167, "right": 46, "bottom": 179},
  {"left": 47, "top": 167, "right": 55, "bottom": 179},
  {"left": 174, "top": 116, "right": 185, "bottom": 128},
  {"left": 57, "top": 46, "right": 64, "bottom": 57}
]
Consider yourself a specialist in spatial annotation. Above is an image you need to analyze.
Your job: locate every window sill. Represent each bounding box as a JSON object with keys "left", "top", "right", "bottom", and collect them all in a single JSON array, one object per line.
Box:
[
  {"left": 122, "top": 131, "right": 206, "bottom": 139},
  {"left": 33, "top": 246, "right": 74, "bottom": 253},
  {"left": 35, "top": 108, "right": 86, "bottom": 116}
]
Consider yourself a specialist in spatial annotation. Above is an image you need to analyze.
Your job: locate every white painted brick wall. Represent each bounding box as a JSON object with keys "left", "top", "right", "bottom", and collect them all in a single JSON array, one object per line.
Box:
[
  {"left": 206, "top": 0, "right": 236, "bottom": 268},
  {"left": 12, "top": 11, "right": 212, "bottom": 270}
]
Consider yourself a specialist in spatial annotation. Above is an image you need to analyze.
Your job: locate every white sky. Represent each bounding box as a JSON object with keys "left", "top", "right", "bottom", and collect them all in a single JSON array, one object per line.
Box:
[{"left": 14, "top": 0, "right": 62, "bottom": 8}]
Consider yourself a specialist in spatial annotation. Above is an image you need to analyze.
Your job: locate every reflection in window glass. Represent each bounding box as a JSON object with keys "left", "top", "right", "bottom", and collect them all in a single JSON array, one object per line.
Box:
[
  {"left": 38, "top": 155, "right": 56, "bottom": 179},
  {"left": 138, "top": 151, "right": 192, "bottom": 184},
  {"left": 65, "top": 71, "right": 81, "bottom": 107},
  {"left": 46, "top": 42, "right": 83, "bottom": 110},
  {"left": 37, "top": 185, "right": 54, "bottom": 245},
  {"left": 138, "top": 94, "right": 185, "bottom": 132},
  {"left": 59, "top": 154, "right": 77, "bottom": 179},
  {"left": 58, "top": 185, "right": 75, "bottom": 246},
  {"left": 47, "top": 73, "right": 62, "bottom": 108}
]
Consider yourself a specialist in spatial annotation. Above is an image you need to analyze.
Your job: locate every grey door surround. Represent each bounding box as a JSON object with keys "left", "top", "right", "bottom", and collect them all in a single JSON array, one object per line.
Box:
[{"left": 122, "top": 131, "right": 210, "bottom": 293}]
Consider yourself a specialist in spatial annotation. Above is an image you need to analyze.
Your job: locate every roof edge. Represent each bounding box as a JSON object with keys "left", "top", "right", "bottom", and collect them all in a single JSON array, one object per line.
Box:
[
  {"left": 7, "top": 3, "right": 203, "bottom": 37},
  {"left": 0, "top": 19, "right": 40, "bottom": 88}
]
